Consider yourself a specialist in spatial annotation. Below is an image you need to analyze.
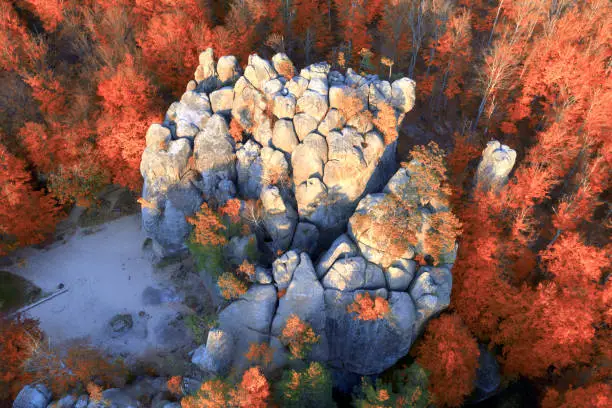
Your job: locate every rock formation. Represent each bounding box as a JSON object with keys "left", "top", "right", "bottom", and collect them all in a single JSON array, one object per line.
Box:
[
  {"left": 139, "top": 49, "right": 452, "bottom": 377},
  {"left": 140, "top": 49, "right": 416, "bottom": 258},
  {"left": 475, "top": 140, "right": 517, "bottom": 192}
]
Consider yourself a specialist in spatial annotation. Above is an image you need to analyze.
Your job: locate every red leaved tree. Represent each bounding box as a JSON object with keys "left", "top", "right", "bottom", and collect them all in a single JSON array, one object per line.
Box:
[
  {"left": 96, "top": 53, "right": 162, "bottom": 190},
  {"left": 0, "top": 142, "right": 59, "bottom": 255},
  {"left": 416, "top": 313, "right": 479, "bottom": 407}
]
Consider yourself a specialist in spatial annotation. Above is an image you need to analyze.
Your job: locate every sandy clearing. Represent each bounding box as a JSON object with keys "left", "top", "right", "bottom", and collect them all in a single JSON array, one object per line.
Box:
[{"left": 8, "top": 214, "right": 190, "bottom": 359}]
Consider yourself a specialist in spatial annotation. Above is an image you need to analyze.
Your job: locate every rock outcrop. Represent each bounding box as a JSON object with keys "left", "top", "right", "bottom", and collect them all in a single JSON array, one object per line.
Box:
[
  {"left": 140, "top": 50, "right": 454, "bottom": 377},
  {"left": 140, "top": 49, "right": 414, "bottom": 257},
  {"left": 475, "top": 140, "right": 517, "bottom": 192}
]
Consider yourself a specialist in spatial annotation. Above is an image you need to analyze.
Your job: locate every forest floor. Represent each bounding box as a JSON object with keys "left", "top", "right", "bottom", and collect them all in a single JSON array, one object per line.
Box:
[{"left": 6, "top": 211, "right": 205, "bottom": 372}]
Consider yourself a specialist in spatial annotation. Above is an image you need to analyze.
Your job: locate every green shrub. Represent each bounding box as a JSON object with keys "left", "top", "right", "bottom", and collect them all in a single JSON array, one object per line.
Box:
[
  {"left": 184, "top": 313, "right": 218, "bottom": 345},
  {"left": 274, "top": 362, "right": 335, "bottom": 408},
  {"left": 354, "top": 363, "right": 430, "bottom": 408}
]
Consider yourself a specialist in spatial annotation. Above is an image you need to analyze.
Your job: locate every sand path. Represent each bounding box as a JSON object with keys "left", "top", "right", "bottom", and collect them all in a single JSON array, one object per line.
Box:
[{"left": 7, "top": 214, "right": 189, "bottom": 358}]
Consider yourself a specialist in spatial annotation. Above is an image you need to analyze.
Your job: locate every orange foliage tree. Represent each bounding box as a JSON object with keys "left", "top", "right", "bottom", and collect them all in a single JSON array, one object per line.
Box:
[
  {"left": 180, "top": 366, "right": 269, "bottom": 408},
  {"left": 230, "top": 366, "right": 270, "bottom": 408},
  {"left": 0, "top": 316, "right": 43, "bottom": 400},
  {"left": 347, "top": 292, "right": 390, "bottom": 321},
  {"left": 416, "top": 313, "right": 479, "bottom": 407},
  {"left": 0, "top": 143, "right": 59, "bottom": 255},
  {"left": 22, "top": 0, "right": 65, "bottom": 32},
  {"left": 135, "top": 0, "right": 214, "bottom": 92},
  {"left": 542, "top": 383, "right": 611, "bottom": 408},
  {"left": 245, "top": 342, "right": 274, "bottom": 368},
  {"left": 217, "top": 272, "right": 248, "bottom": 300},
  {"left": 187, "top": 202, "right": 228, "bottom": 247},
  {"left": 280, "top": 314, "right": 320, "bottom": 359},
  {"left": 96, "top": 53, "right": 162, "bottom": 190}
]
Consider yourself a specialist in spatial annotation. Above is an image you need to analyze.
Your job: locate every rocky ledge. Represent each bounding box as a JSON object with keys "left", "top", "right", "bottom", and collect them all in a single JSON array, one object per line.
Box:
[{"left": 139, "top": 49, "right": 454, "bottom": 377}]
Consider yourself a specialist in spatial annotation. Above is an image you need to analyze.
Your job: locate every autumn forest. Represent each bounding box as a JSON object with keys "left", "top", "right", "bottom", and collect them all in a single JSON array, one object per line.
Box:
[{"left": 0, "top": 0, "right": 610, "bottom": 407}]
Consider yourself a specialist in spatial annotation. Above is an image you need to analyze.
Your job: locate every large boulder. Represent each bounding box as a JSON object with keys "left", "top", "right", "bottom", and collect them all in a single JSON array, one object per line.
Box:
[
  {"left": 476, "top": 140, "right": 517, "bottom": 192},
  {"left": 409, "top": 265, "right": 452, "bottom": 335},
  {"left": 191, "top": 329, "right": 235, "bottom": 375},
  {"left": 12, "top": 384, "right": 52, "bottom": 408},
  {"left": 324, "top": 290, "right": 416, "bottom": 375},
  {"left": 261, "top": 186, "right": 298, "bottom": 252}
]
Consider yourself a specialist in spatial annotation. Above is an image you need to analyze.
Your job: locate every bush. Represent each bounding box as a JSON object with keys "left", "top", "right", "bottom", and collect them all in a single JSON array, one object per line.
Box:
[
  {"left": 354, "top": 364, "right": 430, "bottom": 408},
  {"left": 275, "top": 362, "right": 335, "bottom": 408}
]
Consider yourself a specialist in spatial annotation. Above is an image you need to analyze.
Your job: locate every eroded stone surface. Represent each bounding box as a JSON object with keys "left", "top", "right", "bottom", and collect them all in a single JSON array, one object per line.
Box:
[{"left": 139, "top": 52, "right": 457, "bottom": 377}]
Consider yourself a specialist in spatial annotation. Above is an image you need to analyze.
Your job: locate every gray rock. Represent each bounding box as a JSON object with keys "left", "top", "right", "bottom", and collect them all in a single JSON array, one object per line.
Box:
[
  {"left": 472, "top": 344, "right": 501, "bottom": 403},
  {"left": 94, "top": 388, "right": 139, "bottom": 408},
  {"left": 193, "top": 114, "right": 236, "bottom": 199},
  {"left": 236, "top": 140, "right": 263, "bottom": 198},
  {"left": 369, "top": 80, "right": 392, "bottom": 111},
  {"left": 145, "top": 124, "right": 171, "bottom": 148},
  {"left": 255, "top": 266, "right": 273, "bottom": 284},
  {"left": 55, "top": 395, "right": 77, "bottom": 408},
  {"left": 176, "top": 90, "right": 212, "bottom": 131},
  {"left": 253, "top": 116, "right": 273, "bottom": 147},
  {"left": 261, "top": 147, "right": 290, "bottom": 187},
  {"left": 290, "top": 222, "right": 319, "bottom": 256},
  {"left": 175, "top": 119, "right": 199, "bottom": 140},
  {"left": 263, "top": 78, "right": 285, "bottom": 99},
  {"left": 272, "top": 250, "right": 300, "bottom": 291},
  {"left": 217, "top": 55, "right": 241, "bottom": 83},
  {"left": 192, "top": 329, "right": 235, "bottom": 375},
  {"left": 297, "top": 90, "right": 329, "bottom": 123},
  {"left": 391, "top": 77, "right": 416, "bottom": 113},
  {"left": 225, "top": 234, "right": 257, "bottom": 266},
  {"left": 109, "top": 313, "right": 133, "bottom": 333},
  {"left": 13, "top": 384, "right": 51, "bottom": 408},
  {"left": 324, "top": 290, "right": 416, "bottom": 375},
  {"left": 74, "top": 396, "right": 88, "bottom": 408},
  {"left": 293, "top": 113, "right": 319, "bottom": 141},
  {"left": 317, "top": 108, "right": 346, "bottom": 137},
  {"left": 476, "top": 140, "right": 517, "bottom": 192},
  {"left": 209, "top": 86, "right": 234, "bottom": 115},
  {"left": 271, "top": 253, "right": 327, "bottom": 360},
  {"left": 344, "top": 68, "right": 364, "bottom": 87},
  {"left": 286, "top": 76, "right": 309, "bottom": 98},
  {"left": 231, "top": 79, "right": 266, "bottom": 131},
  {"left": 272, "top": 119, "right": 299, "bottom": 155},
  {"left": 272, "top": 93, "right": 296, "bottom": 119},
  {"left": 316, "top": 234, "right": 359, "bottom": 279},
  {"left": 195, "top": 48, "right": 216, "bottom": 83},
  {"left": 261, "top": 186, "right": 297, "bottom": 252},
  {"left": 322, "top": 256, "right": 368, "bottom": 291},
  {"left": 291, "top": 133, "right": 327, "bottom": 185},
  {"left": 140, "top": 138, "right": 192, "bottom": 190},
  {"left": 308, "top": 77, "right": 329, "bottom": 95},
  {"left": 244, "top": 54, "right": 278, "bottom": 91},
  {"left": 272, "top": 53, "right": 296, "bottom": 79},
  {"left": 217, "top": 284, "right": 277, "bottom": 371},
  {"left": 328, "top": 70, "right": 345, "bottom": 86},
  {"left": 409, "top": 265, "right": 452, "bottom": 335},
  {"left": 385, "top": 259, "right": 417, "bottom": 291}
]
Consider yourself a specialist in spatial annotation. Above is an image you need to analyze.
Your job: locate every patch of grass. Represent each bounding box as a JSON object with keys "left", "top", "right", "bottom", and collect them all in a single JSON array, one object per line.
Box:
[
  {"left": 184, "top": 313, "right": 218, "bottom": 345},
  {"left": 186, "top": 239, "right": 225, "bottom": 277},
  {"left": 0, "top": 270, "right": 42, "bottom": 313},
  {"left": 155, "top": 253, "right": 186, "bottom": 269}
]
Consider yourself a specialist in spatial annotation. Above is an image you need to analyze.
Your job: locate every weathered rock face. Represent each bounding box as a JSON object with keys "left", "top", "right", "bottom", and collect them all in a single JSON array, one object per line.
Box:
[
  {"left": 140, "top": 49, "right": 411, "bottom": 258},
  {"left": 140, "top": 49, "right": 454, "bottom": 377},
  {"left": 475, "top": 140, "right": 517, "bottom": 192},
  {"left": 12, "top": 384, "right": 52, "bottom": 408},
  {"left": 191, "top": 161, "right": 456, "bottom": 376}
]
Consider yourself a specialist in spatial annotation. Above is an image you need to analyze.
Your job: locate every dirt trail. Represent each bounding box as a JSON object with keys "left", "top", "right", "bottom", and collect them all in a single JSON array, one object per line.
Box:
[{"left": 8, "top": 214, "right": 191, "bottom": 360}]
